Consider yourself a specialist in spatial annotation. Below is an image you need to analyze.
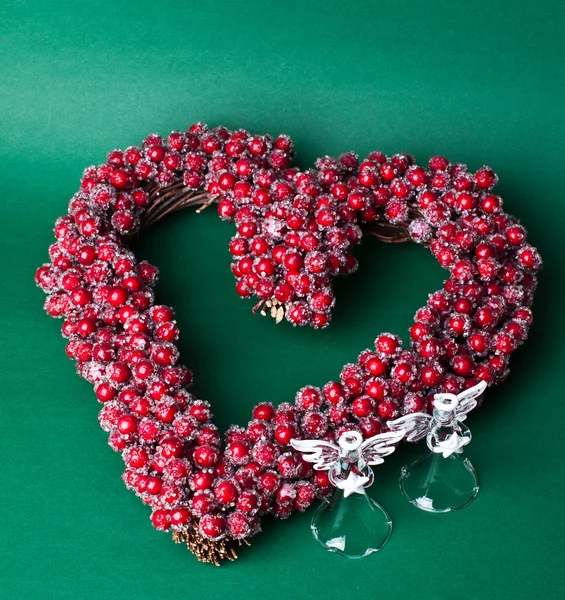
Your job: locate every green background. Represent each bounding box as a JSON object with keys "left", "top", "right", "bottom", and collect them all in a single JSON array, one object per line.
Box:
[{"left": 1, "top": 1, "right": 564, "bottom": 599}]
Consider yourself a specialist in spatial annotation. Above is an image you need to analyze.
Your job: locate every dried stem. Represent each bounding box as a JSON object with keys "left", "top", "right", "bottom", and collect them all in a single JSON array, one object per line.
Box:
[
  {"left": 253, "top": 297, "right": 286, "bottom": 323},
  {"left": 140, "top": 181, "right": 211, "bottom": 229},
  {"left": 365, "top": 208, "right": 424, "bottom": 245},
  {"left": 172, "top": 526, "right": 247, "bottom": 566},
  {"left": 366, "top": 222, "right": 410, "bottom": 244}
]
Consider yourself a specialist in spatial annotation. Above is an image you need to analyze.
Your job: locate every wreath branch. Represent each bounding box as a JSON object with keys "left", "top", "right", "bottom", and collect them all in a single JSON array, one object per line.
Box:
[{"left": 140, "top": 181, "right": 210, "bottom": 229}]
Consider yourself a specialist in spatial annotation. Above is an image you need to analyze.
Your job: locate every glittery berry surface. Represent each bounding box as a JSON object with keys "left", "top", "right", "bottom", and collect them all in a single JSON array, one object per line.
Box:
[{"left": 36, "top": 123, "right": 541, "bottom": 557}]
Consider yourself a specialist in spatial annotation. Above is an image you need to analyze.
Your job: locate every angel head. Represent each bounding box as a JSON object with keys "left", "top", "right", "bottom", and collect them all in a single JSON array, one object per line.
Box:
[{"left": 337, "top": 431, "right": 364, "bottom": 462}]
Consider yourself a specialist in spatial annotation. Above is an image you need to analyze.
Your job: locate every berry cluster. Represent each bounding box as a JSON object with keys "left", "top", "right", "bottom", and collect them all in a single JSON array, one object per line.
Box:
[
  {"left": 36, "top": 123, "right": 541, "bottom": 559},
  {"left": 211, "top": 146, "right": 365, "bottom": 328}
]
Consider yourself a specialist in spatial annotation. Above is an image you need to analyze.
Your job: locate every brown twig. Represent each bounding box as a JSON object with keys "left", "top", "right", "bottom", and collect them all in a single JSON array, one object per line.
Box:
[
  {"left": 172, "top": 525, "right": 243, "bottom": 566},
  {"left": 366, "top": 222, "right": 410, "bottom": 244},
  {"left": 140, "top": 181, "right": 211, "bottom": 229},
  {"left": 365, "top": 208, "right": 425, "bottom": 245}
]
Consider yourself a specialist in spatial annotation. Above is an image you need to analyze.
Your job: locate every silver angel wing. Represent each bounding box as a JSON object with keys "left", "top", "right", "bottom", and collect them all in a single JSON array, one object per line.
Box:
[
  {"left": 454, "top": 380, "right": 488, "bottom": 421},
  {"left": 387, "top": 412, "right": 433, "bottom": 442},
  {"left": 434, "top": 381, "right": 487, "bottom": 421},
  {"left": 359, "top": 430, "right": 407, "bottom": 466},
  {"left": 289, "top": 438, "right": 340, "bottom": 471}
]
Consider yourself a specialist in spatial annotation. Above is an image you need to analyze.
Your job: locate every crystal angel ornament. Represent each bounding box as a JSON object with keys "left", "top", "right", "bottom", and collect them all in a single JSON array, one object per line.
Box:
[
  {"left": 387, "top": 380, "right": 487, "bottom": 513},
  {"left": 290, "top": 429, "right": 406, "bottom": 558}
]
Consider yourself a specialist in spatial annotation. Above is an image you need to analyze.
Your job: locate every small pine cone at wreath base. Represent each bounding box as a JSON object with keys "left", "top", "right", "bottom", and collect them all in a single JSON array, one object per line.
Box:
[{"left": 35, "top": 123, "right": 542, "bottom": 564}]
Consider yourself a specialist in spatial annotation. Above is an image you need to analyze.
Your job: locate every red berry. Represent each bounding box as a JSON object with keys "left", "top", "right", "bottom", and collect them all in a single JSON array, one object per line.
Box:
[
  {"left": 192, "top": 471, "right": 214, "bottom": 491},
  {"left": 151, "top": 509, "right": 171, "bottom": 531},
  {"left": 468, "top": 332, "right": 489, "bottom": 354},
  {"left": 421, "top": 363, "right": 444, "bottom": 387},
  {"left": 107, "top": 287, "right": 128, "bottom": 307},
  {"left": 214, "top": 480, "right": 238, "bottom": 505},
  {"left": 170, "top": 508, "right": 191, "bottom": 527},
  {"left": 117, "top": 414, "right": 137, "bottom": 435},
  {"left": 95, "top": 382, "right": 117, "bottom": 402},
  {"left": 274, "top": 424, "right": 297, "bottom": 446},
  {"left": 377, "top": 400, "right": 399, "bottom": 420},
  {"left": 126, "top": 446, "right": 149, "bottom": 469},
  {"left": 253, "top": 403, "right": 275, "bottom": 421},
  {"left": 452, "top": 354, "right": 474, "bottom": 377},
  {"left": 375, "top": 334, "right": 400, "bottom": 356},
  {"left": 365, "top": 355, "right": 388, "bottom": 376},
  {"left": 359, "top": 416, "right": 382, "bottom": 437},
  {"left": 286, "top": 301, "right": 310, "bottom": 326},
  {"left": 352, "top": 395, "right": 375, "bottom": 418},
  {"left": 194, "top": 445, "right": 219, "bottom": 468},
  {"left": 237, "top": 490, "right": 259, "bottom": 514},
  {"left": 110, "top": 169, "right": 132, "bottom": 190},
  {"left": 200, "top": 514, "right": 227, "bottom": 540},
  {"left": 366, "top": 378, "right": 386, "bottom": 401},
  {"left": 475, "top": 167, "right": 498, "bottom": 189},
  {"left": 301, "top": 412, "right": 328, "bottom": 437},
  {"left": 226, "top": 441, "right": 250, "bottom": 464},
  {"left": 146, "top": 145, "right": 165, "bottom": 162}
]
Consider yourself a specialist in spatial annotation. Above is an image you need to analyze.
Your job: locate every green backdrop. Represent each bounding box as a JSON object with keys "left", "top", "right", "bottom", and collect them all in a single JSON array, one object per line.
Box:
[{"left": 1, "top": 1, "right": 564, "bottom": 599}]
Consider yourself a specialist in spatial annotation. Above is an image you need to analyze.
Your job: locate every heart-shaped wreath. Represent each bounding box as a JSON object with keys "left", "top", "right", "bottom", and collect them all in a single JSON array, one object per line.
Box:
[{"left": 35, "top": 123, "right": 541, "bottom": 565}]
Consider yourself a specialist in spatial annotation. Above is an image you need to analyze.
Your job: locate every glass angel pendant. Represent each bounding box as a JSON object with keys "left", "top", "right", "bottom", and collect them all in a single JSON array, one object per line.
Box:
[
  {"left": 388, "top": 381, "right": 487, "bottom": 513},
  {"left": 291, "top": 429, "right": 405, "bottom": 558}
]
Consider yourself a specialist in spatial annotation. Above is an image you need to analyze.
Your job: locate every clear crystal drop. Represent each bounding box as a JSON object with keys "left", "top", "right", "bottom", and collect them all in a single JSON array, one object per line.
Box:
[
  {"left": 311, "top": 487, "right": 393, "bottom": 558},
  {"left": 399, "top": 451, "right": 479, "bottom": 513}
]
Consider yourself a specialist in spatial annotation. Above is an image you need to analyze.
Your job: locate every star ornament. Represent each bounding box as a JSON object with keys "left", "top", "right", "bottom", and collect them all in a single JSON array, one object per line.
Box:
[
  {"left": 341, "top": 472, "right": 371, "bottom": 497},
  {"left": 436, "top": 432, "right": 470, "bottom": 458}
]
